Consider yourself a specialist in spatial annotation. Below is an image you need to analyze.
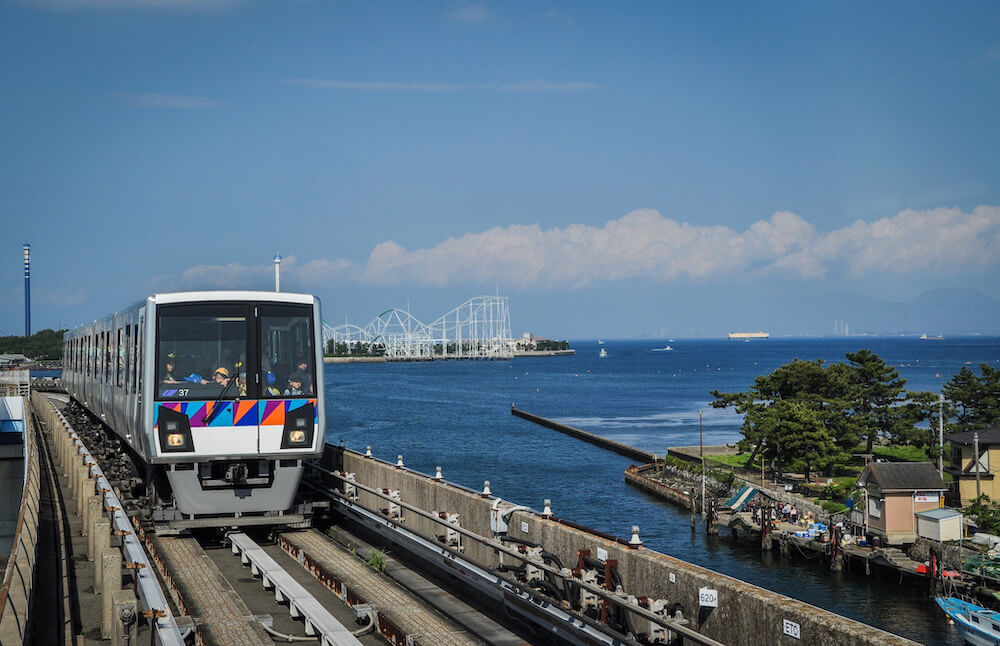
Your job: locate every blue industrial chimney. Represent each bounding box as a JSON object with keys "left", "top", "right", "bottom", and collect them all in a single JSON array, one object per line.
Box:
[{"left": 23, "top": 244, "right": 30, "bottom": 337}]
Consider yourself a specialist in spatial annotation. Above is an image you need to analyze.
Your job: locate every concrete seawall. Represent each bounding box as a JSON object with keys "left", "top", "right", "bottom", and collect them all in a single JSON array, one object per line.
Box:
[
  {"left": 322, "top": 445, "right": 917, "bottom": 646},
  {"left": 510, "top": 407, "right": 657, "bottom": 463}
]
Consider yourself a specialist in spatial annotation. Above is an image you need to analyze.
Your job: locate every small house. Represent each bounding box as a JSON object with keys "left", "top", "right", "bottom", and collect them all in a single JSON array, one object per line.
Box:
[
  {"left": 857, "top": 462, "right": 948, "bottom": 545},
  {"left": 945, "top": 427, "right": 1000, "bottom": 505}
]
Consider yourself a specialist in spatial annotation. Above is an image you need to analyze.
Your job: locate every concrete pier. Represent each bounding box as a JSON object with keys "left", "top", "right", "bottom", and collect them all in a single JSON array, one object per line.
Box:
[{"left": 511, "top": 406, "right": 657, "bottom": 463}]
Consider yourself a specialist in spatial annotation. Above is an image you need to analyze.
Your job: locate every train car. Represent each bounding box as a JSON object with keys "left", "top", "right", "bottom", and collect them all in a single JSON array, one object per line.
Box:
[{"left": 63, "top": 291, "right": 325, "bottom": 530}]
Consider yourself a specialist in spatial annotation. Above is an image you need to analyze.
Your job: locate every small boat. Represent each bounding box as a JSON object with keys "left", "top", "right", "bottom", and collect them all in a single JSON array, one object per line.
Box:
[
  {"left": 652, "top": 346, "right": 673, "bottom": 352},
  {"left": 936, "top": 596, "right": 1000, "bottom": 645},
  {"left": 599, "top": 348, "right": 607, "bottom": 358},
  {"left": 598, "top": 340, "right": 605, "bottom": 345},
  {"left": 921, "top": 333, "right": 945, "bottom": 340}
]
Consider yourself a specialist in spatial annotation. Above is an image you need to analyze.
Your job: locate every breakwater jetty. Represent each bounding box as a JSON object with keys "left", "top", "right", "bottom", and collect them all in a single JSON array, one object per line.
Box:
[{"left": 510, "top": 406, "right": 656, "bottom": 463}]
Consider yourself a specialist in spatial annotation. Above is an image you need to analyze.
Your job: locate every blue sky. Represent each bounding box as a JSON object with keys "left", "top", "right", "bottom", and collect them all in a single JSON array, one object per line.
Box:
[{"left": 1, "top": 1, "right": 998, "bottom": 338}]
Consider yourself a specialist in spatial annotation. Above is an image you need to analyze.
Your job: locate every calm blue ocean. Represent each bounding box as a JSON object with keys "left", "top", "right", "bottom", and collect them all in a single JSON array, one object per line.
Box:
[{"left": 327, "top": 337, "right": 1000, "bottom": 645}]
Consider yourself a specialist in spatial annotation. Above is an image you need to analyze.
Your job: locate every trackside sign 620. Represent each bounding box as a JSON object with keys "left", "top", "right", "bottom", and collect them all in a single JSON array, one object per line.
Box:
[{"left": 698, "top": 587, "right": 718, "bottom": 608}]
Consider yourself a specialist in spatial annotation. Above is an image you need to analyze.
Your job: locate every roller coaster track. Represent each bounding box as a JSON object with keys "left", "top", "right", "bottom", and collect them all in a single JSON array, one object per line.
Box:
[{"left": 322, "top": 295, "right": 513, "bottom": 360}]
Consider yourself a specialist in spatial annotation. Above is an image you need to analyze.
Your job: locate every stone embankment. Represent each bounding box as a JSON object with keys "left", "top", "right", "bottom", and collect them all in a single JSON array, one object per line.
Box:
[{"left": 626, "top": 463, "right": 736, "bottom": 509}]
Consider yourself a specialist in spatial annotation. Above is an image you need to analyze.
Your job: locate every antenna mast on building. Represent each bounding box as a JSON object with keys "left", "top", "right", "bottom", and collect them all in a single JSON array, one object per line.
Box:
[{"left": 273, "top": 253, "right": 281, "bottom": 292}]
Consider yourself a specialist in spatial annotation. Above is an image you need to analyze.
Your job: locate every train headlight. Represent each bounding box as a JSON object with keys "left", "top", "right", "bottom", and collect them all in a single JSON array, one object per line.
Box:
[
  {"left": 281, "top": 401, "right": 315, "bottom": 449},
  {"left": 158, "top": 406, "right": 193, "bottom": 453}
]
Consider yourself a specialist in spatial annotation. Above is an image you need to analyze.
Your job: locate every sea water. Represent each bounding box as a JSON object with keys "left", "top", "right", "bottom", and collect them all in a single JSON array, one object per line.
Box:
[{"left": 326, "top": 337, "right": 1000, "bottom": 645}]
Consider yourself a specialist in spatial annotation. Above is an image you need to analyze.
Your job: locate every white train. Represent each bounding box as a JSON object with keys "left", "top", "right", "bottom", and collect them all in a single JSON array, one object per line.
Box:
[{"left": 62, "top": 291, "right": 325, "bottom": 530}]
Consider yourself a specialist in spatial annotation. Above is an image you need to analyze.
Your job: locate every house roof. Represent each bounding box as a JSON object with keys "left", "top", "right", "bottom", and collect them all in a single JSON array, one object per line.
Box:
[
  {"left": 947, "top": 427, "right": 1000, "bottom": 446},
  {"left": 857, "top": 462, "right": 947, "bottom": 492},
  {"left": 915, "top": 508, "right": 962, "bottom": 520}
]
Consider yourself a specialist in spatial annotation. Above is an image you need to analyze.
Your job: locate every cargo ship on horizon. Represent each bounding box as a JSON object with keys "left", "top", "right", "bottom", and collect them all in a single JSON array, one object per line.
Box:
[{"left": 728, "top": 331, "right": 770, "bottom": 340}]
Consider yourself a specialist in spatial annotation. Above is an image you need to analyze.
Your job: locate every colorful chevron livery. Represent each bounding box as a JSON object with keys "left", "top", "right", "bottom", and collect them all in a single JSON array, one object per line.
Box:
[{"left": 154, "top": 399, "right": 317, "bottom": 429}]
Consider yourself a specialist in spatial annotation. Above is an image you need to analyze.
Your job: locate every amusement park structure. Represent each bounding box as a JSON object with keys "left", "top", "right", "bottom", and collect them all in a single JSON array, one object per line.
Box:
[{"left": 322, "top": 296, "right": 513, "bottom": 360}]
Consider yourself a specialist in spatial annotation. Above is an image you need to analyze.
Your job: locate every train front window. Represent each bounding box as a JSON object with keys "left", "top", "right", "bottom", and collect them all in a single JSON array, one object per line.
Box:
[
  {"left": 259, "top": 304, "right": 315, "bottom": 398},
  {"left": 157, "top": 304, "right": 249, "bottom": 401}
]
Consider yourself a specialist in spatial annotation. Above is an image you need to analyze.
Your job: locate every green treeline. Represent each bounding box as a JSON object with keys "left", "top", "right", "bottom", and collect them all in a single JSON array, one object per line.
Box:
[
  {"left": 327, "top": 341, "right": 386, "bottom": 357},
  {"left": 0, "top": 329, "right": 66, "bottom": 361},
  {"left": 711, "top": 350, "right": 1000, "bottom": 482}
]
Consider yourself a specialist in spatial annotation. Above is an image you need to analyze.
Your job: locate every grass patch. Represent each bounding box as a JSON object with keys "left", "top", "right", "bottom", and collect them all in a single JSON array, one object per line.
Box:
[
  {"left": 821, "top": 501, "right": 848, "bottom": 513},
  {"left": 705, "top": 453, "right": 754, "bottom": 468},
  {"left": 871, "top": 445, "right": 931, "bottom": 462},
  {"left": 366, "top": 549, "right": 388, "bottom": 573}
]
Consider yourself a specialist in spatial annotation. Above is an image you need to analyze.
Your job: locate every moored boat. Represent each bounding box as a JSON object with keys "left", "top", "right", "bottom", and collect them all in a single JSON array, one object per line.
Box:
[{"left": 937, "top": 596, "right": 1000, "bottom": 645}]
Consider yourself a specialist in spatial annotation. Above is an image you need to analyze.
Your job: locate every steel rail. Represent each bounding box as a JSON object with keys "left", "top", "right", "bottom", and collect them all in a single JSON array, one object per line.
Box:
[
  {"left": 48, "top": 401, "right": 186, "bottom": 646},
  {"left": 306, "top": 462, "right": 726, "bottom": 646}
]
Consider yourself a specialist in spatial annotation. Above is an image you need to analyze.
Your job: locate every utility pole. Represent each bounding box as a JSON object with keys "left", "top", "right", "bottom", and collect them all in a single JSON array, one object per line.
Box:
[
  {"left": 938, "top": 393, "right": 945, "bottom": 478},
  {"left": 975, "top": 431, "right": 982, "bottom": 503},
  {"left": 700, "top": 410, "right": 706, "bottom": 517}
]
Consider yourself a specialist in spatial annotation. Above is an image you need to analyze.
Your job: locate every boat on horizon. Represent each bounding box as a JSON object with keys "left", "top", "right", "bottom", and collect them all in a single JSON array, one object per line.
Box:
[
  {"left": 936, "top": 596, "right": 1000, "bottom": 645},
  {"left": 599, "top": 348, "right": 607, "bottom": 358},
  {"left": 652, "top": 345, "right": 673, "bottom": 352},
  {"left": 921, "top": 333, "right": 945, "bottom": 341},
  {"left": 728, "top": 331, "right": 769, "bottom": 340}
]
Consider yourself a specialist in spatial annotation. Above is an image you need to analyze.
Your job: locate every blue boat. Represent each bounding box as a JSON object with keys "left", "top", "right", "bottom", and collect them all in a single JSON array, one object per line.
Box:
[{"left": 937, "top": 596, "right": 1000, "bottom": 645}]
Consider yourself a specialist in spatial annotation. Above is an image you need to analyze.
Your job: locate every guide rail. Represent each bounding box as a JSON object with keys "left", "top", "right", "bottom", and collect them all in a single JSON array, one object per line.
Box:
[{"left": 46, "top": 398, "right": 186, "bottom": 646}]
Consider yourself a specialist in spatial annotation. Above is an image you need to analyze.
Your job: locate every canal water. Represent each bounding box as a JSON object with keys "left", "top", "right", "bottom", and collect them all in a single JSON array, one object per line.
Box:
[{"left": 325, "top": 337, "right": 1000, "bottom": 645}]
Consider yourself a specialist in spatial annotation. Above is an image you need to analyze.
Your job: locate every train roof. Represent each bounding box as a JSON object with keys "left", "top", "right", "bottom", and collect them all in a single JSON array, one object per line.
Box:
[
  {"left": 64, "top": 291, "right": 319, "bottom": 337},
  {"left": 151, "top": 291, "right": 316, "bottom": 305}
]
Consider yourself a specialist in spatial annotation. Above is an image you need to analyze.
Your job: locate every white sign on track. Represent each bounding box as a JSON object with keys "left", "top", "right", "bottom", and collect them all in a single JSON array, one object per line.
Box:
[{"left": 698, "top": 587, "right": 718, "bottom": 608}]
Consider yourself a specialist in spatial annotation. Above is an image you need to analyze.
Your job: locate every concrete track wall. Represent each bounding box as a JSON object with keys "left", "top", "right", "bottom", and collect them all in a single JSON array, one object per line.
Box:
[
  {"left": 323, "top": 445, "right": 917, "bottom": 646},
  {"left": 0, "top": 397, "right": 39, "bottom": 646}
]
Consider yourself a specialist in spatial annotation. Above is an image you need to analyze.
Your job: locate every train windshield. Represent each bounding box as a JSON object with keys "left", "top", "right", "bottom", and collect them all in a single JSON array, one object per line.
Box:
[
  {"left": 259, "top": 304, "right": 315, "bottom": 399},
  {"left": 157, "top": 303, "right": 249, "bottom": 401}
]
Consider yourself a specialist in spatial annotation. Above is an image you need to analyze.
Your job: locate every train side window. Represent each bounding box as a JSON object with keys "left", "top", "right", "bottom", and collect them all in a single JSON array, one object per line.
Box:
[
  {"left": 123, "top": 326, "right": 131, "bottom": 392},
  {"left": 107, "top": 330, "right": 113, "bottom": 384},
  {"left": 132, "top": 324, "right": 140, "bottom": 394},
  {"left": 136, "top": 322, "right": 143, "bottom": 394},
  {"left": 117, "top": 328, "right": 124, "bottom": 387}
]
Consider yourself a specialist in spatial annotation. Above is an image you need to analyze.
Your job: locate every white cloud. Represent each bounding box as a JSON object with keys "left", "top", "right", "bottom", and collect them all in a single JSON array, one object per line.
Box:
[
  {"left": 33, "top": 286, "right": 88, "bottom": 306},
  {"left": 147, "top": 259, "right": 289, "bottom": 292},
  {"left": 285, "top": 79, "right": 600, "bottom": 93},
  {"left": 446, "top": 3, "right": 490, "bottom": 23},
  {"left": 284, "top": 79, "right": 469, "bottom": 92},
  {"left": 120, "top": 93, "right": 222, "bottom": 109},
  {"left": 148, "top": 256, "right": 361, "bottom": 293},
  {"left": 495, "top": 80, "right": 599, "bottom": 92},
  {"left": 355, "top": 205, "right": 1000, "bottom": 288},
  {"left": 22, "top": 0, "right": 240, "bottom": 10},
  {"left": 163, "top": 205, "right": 1000, "bottom": 292}
]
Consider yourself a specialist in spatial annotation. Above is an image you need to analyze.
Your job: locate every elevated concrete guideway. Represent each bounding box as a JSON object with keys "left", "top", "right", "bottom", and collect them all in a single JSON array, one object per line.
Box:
[{"left": 318, "top": 444, "right": 919, "bottom": 646}]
